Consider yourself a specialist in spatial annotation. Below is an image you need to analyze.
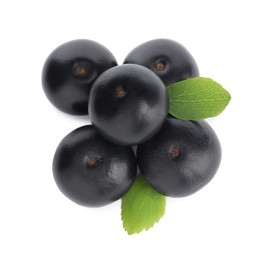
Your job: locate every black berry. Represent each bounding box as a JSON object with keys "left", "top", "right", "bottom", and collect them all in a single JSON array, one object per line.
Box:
[
  {"left": 42, "top": 39, "right": 117, "bottom": 115},
  {"left": 89, "top": 64, "right": 168, "bottom": 146},
  {"left": 53, "top": 125, "right": 137, "bottom": 207},
  {"left": 137, "top": 118, "right": 221, "bottom": 197},
  {"left": 124, "top": 39, "right": 199, "bottom": 87}
]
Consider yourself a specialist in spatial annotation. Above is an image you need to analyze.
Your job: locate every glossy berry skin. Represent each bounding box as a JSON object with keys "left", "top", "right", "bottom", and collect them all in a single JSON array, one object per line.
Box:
[
  {"left": 137, "top": 118, "right": 221, "bottom": 197},
  {"left": 124, "top": 39, "right": 199, "bottom": 87},
  {"left": 53, "top": 125, "right": 137, "bottom": 207},
  {"left": 89, "top": 64, "right": 168, "bottom": 146},
  {"left": 42, "top": 39, "right": 117, "bottom": 115}
]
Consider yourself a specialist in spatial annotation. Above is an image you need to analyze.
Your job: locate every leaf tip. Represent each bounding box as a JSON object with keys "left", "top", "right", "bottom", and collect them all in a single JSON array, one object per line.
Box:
[{"left": 120, "top": 175, "right": 166, "bottom": 235}]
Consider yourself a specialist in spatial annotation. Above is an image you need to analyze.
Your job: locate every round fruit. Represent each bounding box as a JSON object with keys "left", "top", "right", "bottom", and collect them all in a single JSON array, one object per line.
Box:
[
  {"left": 124, "top": 39, "right": 199, "bottom": 87},
  {"left": 53, "top": 125, "right": 137, "bottom": 207},
  {"left": 137, "top": 118, "right": 221, "bottom": 197},
  {"left": 42, "top": 39, "right": 117, "bottom": 115},
  {"left": 89, "top": 64, "right": 168, "bottom": 146}
]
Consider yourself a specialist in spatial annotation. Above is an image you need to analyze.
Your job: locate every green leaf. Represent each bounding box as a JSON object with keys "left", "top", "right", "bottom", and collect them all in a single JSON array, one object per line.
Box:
[
  {"left": 121, "top": 175, "right": 166, "bottom": 235},
  {"left": 167, "top": 77, "right": 231, "bottom": 120}
]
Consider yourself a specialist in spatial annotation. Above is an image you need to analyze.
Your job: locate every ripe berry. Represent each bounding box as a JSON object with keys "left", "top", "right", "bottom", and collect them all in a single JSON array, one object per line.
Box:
[
  {"left": 124, "top": 39, "right": 199, "bottom": 87},
  {"left": 42, "top": 39, "right": 117, "bottom": 115},
  {"left": 53, "top": 125, "right": 137, "bottom": 207},
  {"left": 137, "top": 118, "right": 221, "bottom": 197},
  {"left": 89, "top": 64, "right": 168, "bottom": 146}
]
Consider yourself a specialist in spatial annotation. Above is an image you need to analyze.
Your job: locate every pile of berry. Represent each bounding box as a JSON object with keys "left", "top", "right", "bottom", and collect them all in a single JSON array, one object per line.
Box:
[{"left": 42, "top": 39, "right": 230, "bottom": 234}]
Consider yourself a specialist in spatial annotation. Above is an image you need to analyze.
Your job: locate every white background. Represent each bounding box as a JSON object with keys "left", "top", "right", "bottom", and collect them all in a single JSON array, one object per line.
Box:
[{"left": 1, "top": 0, "right": 265, "bottom": 259}]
